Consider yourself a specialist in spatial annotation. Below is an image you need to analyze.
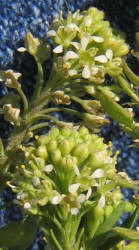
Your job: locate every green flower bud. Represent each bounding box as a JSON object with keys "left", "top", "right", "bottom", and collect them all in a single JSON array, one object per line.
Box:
[
  {"left": 72, "top": 143, "right": 89, "bottom": 162},
  {"left": 61, "top": 127, "right": 71, "bottom": 137},
  {"left": 50, "top": 149, "right": 62, "bottom": 163},
  {"left": 59, "top": 139, "right": 71, "bottom": 156},
  {"left": 36, "top": 145, "right": 48, "bottom": 160},
  {"left": 124, "top": 201, "right": 133, "bottom": 213},
  {"left": 47, "top": 140, "right": 57, "bottom": 152},
  {"left": 104, "top": 205, "right": 113, "bottom": 219}
]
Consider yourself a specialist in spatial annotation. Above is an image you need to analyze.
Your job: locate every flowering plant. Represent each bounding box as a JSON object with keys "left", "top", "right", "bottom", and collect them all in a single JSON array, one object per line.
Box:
[{"left": 0, "top": 7, "right": 139, "bottom": 250}]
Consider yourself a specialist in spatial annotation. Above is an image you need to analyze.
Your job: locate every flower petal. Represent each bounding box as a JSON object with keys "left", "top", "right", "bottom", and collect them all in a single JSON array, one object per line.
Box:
[
  {"left": 47, "top": 30, "right": 56, "bottom": 37},
  {"left": 70, "top": 207, "right": 79, "bottom": 215},
  {"left": 44, "top": 164, "right": 54, "bottom": 173},
  {"left": 106, "top": 49, "right": 113, "bottom": 60},
  {"left": 68, "top": 69, "right": 78, "bottom": 76},
  {"left": 82, "top": 65, "right": 91, "bottom": 79},
  {"left": 77, "top": 194, "right": 86, "bottom": 203},
  {"left": 98, "top": 194, "right": 105, "bottom": 208},
  {"left": 68, "top": 183, "right": 80, "bottom": 194},
  {"left": 92, "top": 36, "right": 104, "bottom": 43},
  {"left": 91, "top": 168, "right": 104, "bottom": 179},
  {"left": 17, "top": 47, "right": 27, "bottom": 52},
  {"left": 53, "top": 44, "right": 63, "bottom": 53},
  {"left": 73, "top": 165, "right": 80, "bottom": 177},
  {"left": 94, "top": 55, "right": 108, "bottom": 63},
  {"left": 64, "top": 51, "right": 79, "bottom": 61}
]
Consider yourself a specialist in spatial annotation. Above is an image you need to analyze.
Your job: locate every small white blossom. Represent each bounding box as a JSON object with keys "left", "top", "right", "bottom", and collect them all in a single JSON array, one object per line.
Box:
[
  {"left": 70, "top": 207, "right": 79, "bottom": 215},
  {"left": 71, "top": 42, "right": 80, "bottom": 50},
  {"left": 106, "top": 49, "right": 113, "bottom": 60},
  {"left": 32, "top": 176, "right": 40, "bottom": 186},
  {"left": 66, "top": 23, "right": 79, "bottom": 32},
  {"left": 77, "top": 194, "right": 86, "bottom": 203},
  {"left": 53, "top": 44, "right": 63, "bottom": 53},
  {"left": 92, "top": 36, "right": 104, "bottom": 43},
  {"left": 24, "top": 202, "right": 31, "bottom": 209},
  {"left": 47, "top": 30, "right": 56, "bottom": 37},
  {"left": 82, "top": 65, "right": 91, "bottom": 79},
  {"left": 91, "top": 66, "right": 99, "bottom": 75},
  {"left": 68, "top": 183, "right": 80, "bottom": 194},
  {"left": 44, "top": 164, "right": 54, "bottom": 173},
  {"left": 81, "top": 35, "right": 90, "bottom": 50},
  {"left": 64, "top": 51, "right": 79, "bottom": 61},
  {"left": 17, "top": 47, "right": 27, "bottom": 52},
  {"left": 73, "top": 165, "right": 80, "bottom": 177},
  {"left": 51, "top": 193, "right": 62, "bottom": 205},
  {"left": 94, "top": 55, "right": 108, "bottom": 63},
  {"left": 98, "top": 194, "right": 105, "bottom": 208},
  {"left": 91, "top": 168, "right": 104, "bottom": 179},
  {"left": 86, "top": 187, "right": 92, "bottom": 200},
  {"left": 68, "top": 69, "right": 78, "bottom": 76}
]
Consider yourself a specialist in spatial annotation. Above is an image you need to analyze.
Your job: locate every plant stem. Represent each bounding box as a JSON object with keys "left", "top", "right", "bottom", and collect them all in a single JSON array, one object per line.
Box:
[
  {"left": 17, "top": 87, "right": 28, "bottom": 114},
  {"left": 32, "top": 56, "right": 44, "bottom": 99}
]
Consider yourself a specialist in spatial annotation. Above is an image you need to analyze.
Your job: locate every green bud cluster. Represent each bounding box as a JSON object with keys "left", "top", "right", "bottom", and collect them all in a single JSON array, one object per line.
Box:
[
  {"left": 8, "top": 126, "right": 123, "bottom": 216},
  {"left": 47, "top": 7, "right": 129, "bottom": 82}
]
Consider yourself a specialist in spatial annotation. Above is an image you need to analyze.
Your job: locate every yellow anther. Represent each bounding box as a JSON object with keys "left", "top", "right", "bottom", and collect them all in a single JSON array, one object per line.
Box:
[
  {"left": 6, "top": 181, "right": 11, "bottom": 185},
  {"left": 35, "top": 135, "right": 39, "bottom": 140},
  {"left": 16, "top": 165, "right": 19, "bottom": 169},
  {"left": 19, "top": 145, "right": 25, "bottom": 151},
  {"left": 28, "top": 131, "right": 33, "bottom": 137},
  {"left": 21, "top": 164, "right": 26, "bottom": 169}
]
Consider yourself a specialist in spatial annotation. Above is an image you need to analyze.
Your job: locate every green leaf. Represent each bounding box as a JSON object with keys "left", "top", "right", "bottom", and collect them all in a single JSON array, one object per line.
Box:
[
  {"left": 0, "top": 216, "right": 37, "bottom": 248},
  {"left": 98, "top": 86, "right": 133, "bottom": 127},
  {"left": 112, "top": 227, "right": 139, "bottom": 241},
  {"left": 117, "top": 75, "right": 139, "bottom": 102},
  {"left": 95, "top": 202, "right": 125, "bottom": 236}
]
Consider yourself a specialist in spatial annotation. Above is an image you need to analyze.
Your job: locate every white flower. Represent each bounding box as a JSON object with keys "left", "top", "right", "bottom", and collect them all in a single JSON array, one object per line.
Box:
[
  {"left": 68, "top": 183, "right": 80, "bottom": 194},
  {"left": 94, "top": 55, "right": 108, "bottom": 63},
  {"left": 44, "top": 164, "right": 54, "bottom": 173},
  {"left": 82, "top": 65, "right": 91, "bottom": 79},
  {"left": 92, "top": 36, "right": 104, "bottom": 43},
  {"left": 51, "top": 192, "right": 62, "bottom": 205},
  {"left": 106, "top": 48, "right": 113, "bottom": 60},
  {"left": 91, "top": 66, "right": 99, "bottom": 75},
  {"left": 81, "top": 35, "right": 90, "bottom": 50},
  {"left": 68, "top": 69, "right": 78, "bottom": 76},
  {"left": 77, "top": 194, "right": 86, "bottom": 203},
  {"left": 86, "top": 187, "right": 92, "bottom": 200},
  {"left": 17, "top": 47, "right": 27, "bottom": 52},
  {"left": 64, "top": 51, "right": 79, "bottom": 61},
  {"left": 98, "top": 194, "right": 105, "bottom": 208},
  {"left": 32, "top": 176, "right": 40, "bottom": 186},
  {"left": 47, "top": 30, "right": 56, "bottom": 37},
  {"left": 70, "top": 207, "right": 79, "bottom": 215},
  {"left": 91, "top": 168, "right": 104, "bottom": 179},
  {"left": 24, "top": 202, "right": 31, "bottom": 209},
  {"left": 53, "top": 44, "right": 63, "bottom": 53},
  {"left": 71, "top": 42, "right": 80, "bottom": 50},
  {"left": 73, "top": 165, "right": 80, "bottom": 177},
  {"left": 66, "top": 23, "right": 79, "bottom": 32}
]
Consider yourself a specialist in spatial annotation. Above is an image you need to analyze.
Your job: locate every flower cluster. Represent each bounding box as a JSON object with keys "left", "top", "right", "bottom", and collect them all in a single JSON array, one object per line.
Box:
[
  {"left": 48, "top": 7, "right": 129, "bottom": 83},
  {"left": 7, "top": 126, "right": 123, "bottom": 216}
]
